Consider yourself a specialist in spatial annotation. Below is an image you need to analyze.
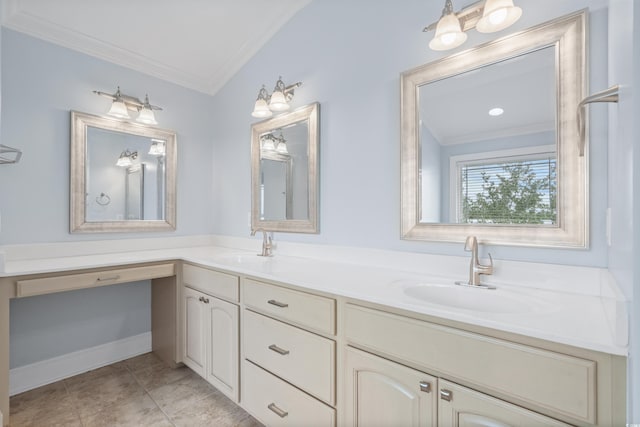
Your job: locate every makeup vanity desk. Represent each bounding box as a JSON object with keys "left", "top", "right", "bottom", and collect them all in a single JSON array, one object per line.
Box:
[{"left": 0, "top": 243, "right": 629, "bottom": 427}]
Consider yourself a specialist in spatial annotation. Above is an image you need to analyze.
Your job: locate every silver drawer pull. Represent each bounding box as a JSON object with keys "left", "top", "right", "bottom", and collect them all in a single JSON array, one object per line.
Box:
[
  {"left": 440, "top": 389, "right": 453, "bottom": 402},
  {"left": 267, "top": 403, "right": 288, "bottom": 418},
  {"left": 268, "top": 344, "right": 290, "bottom": 356},
  {"left": 419, "top": 381, "right": 431, "bottom": 393},
  {"left": 96, "top": 275, "right": 120, "bottom": 282},
  {"left": 267, "top": 299, "right": 289, "bottom": 308}
]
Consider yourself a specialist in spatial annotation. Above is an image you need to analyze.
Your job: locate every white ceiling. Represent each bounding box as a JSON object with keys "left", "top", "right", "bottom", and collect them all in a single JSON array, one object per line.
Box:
[{"left": 1, "top": 0, "right": 312, "bottom": 95}]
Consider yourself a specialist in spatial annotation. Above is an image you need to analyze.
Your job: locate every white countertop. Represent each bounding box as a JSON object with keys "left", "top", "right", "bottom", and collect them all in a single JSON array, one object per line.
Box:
[{"left": 0, "top": 237, "right": 629, "bottom": 356}]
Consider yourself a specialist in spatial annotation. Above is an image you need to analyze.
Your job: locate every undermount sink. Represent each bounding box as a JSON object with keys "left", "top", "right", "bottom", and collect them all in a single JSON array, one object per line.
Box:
[
  {"left": 401, "top": 282, "right": 550, "bottom": 314},
  {"left": 211, "top": 253, "right": 275, "bottom": 268}
]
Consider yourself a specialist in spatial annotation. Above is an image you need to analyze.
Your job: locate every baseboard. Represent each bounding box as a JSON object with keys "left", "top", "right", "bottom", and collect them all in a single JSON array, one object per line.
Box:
[{"left": 9, "top": 332, "right": 151, "bottom": 396}]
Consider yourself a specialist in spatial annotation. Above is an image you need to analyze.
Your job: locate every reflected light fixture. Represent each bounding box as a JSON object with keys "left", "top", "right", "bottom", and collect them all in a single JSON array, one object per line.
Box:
[
  {"left": 94, "top": 87, "right": 163, "bottom": 125},
  {"left": 488, "top": 107, "right": 504, "bottom": 116},
  {"left": 252, "top": 77, "right": 302, "bottom": 118},
  {"left": 275, "top": 133, "right": 288, "bottom": 154},
  {"left": 260, "top": 133, "right": 278, "bottom": 151},
  {"left": 424, "top": 0, "right": 522, "bottom": 51},
  {"left": 116, "top": 149, "right": 138, "bottom": 168},
  {"left": 148, "top": 139, "right": 166, "bottom": 156}
]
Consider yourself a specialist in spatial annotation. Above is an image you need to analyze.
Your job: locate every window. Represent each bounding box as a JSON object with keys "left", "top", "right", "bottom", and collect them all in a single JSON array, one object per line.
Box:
[{"left": 451, "top": 146, "right": 557, "bottom": 225}]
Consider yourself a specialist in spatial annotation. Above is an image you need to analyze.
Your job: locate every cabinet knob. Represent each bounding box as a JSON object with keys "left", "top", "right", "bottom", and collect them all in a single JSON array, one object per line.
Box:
[
  {"left": 267, "top": 299, "right": 289, "bottom": 308},
  {"left": 440, "top": 389, "right": 453, "bottom": 402},
  {"left": 419, "top": 381, "right": 431, "bottom": 393},
  {"left": 267, "top": 403, "right": 289, "bottom": 418},
  {"left": 198, "top": 296, "right": 204, "bottom": 302},
  {"left": 202, "top": 297, "right": 210, "bottom": 304},
  {"left": 268, "top": 344, "right": 290, "bottom": 356}
]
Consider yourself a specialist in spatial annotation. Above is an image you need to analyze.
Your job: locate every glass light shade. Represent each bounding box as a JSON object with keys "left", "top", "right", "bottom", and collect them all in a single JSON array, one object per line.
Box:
[
  {"left": 252, "top": 99, "right": 273, "bottom": 118},
  {"left": 108, "top": 100, "right": 130, "bottom": 119},
  {"left": 269, "top": 90, "right": 290, "bottom": 112},
  {"left": 137, "top": 107, "right": 157, "bottom": 125},
  {"left": 116, "top": 153, "right": 133, "bottom": 167},
  {"left": 276, "top": 141, "right": 288, "bottom": 154},
  {"left": 148, "top": 141, "right": 166, "bottom": 156},
  {"left": 262, "top": 138, "right": 276, "bottom": 151},
  {"left": 429, "top": 13, "right": 467, "bottom": 51},
  {"left": 476, "top": 0, "right": 522, "bottom": 33}
]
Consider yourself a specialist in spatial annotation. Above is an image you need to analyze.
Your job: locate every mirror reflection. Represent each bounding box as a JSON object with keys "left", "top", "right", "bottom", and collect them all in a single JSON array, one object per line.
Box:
[
  {"left": 252, "top": 103, "right": 319, "bottom": 234},
  {"left": 419, "top": 46, "right": 557, "bottom": 225},
  {"left": 71, "top": 111, "right": 177, "bottom": 233},
  {"left": 86, "top": 127, "right": 166, "bottom": 222}
]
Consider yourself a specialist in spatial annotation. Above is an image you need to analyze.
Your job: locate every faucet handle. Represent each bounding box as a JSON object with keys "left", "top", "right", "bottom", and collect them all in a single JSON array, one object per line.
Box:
[{"left": 485, "top": 252, "right": 493, "bottom": 267}]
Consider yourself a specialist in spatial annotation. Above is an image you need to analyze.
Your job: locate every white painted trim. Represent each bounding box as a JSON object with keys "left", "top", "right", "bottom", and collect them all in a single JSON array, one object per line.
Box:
[{"left": 9, "top": 332, "right": 151, "bottom": 396}]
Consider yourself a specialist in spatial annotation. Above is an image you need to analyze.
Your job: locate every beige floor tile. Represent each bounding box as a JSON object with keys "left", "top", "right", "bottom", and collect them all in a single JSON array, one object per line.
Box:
[
  {"left": 132, "top": 362, "right": 192, "bottom": 391},
  {"left": 9, "top": 382, "right": 81, "bottom": 427},
  {"left": 148, "top": 370, "right": 216, "bottom": 418},
  {"left": 123, "top": 352, "right": 165, "bottom": 373},
  {"left": 63, "top": 362, "right": 129, "bottom": 390},
  {"left": 68, "top": 369, "right": 146, "bottom": 420},
  {"left": 80, "top": 393, "right": 172, "bottom": 427},
  {"left": 171, "top": 390, "right": 261, "bottom": 427}
]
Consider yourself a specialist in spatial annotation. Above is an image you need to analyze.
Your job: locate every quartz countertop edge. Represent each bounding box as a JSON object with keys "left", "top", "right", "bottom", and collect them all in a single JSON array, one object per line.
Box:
[{"left": 0, "top": 245, "right": 628, "bottom": 357}]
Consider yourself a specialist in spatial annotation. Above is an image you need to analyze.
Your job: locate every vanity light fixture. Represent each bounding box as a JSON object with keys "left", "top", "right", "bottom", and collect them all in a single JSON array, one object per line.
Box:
[
  {"left": 94, "top": 87, "right": 163, "bottom": 125},
  {"left": 424, "top": 0, "right": 522, "bottom": 51},
  {"left": 251, "top": 77, "right": 302, "bottom": 118},
  {"left": 260, "top": 133, "right": 278, "bottom": 151},
  {"left": 275, "top": 133, "right": 288, "bottom": 154},
  {"left": 488, "top": 107, "right": 504, "bottom": 116},
  {"left": 116, "top": 149, "right": 138, "bottom": 168}
]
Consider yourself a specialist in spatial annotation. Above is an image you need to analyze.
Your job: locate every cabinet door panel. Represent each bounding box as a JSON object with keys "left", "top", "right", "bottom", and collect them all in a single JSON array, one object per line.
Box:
[
  {"left": 344, "top": 347, "right": 436, "bottom": 427},
  {"left": 206, "top": 297, "right": 239, "bottom": 401},
  {"left": 438, "top": 379, "right": 571, "bottom": 427},
  {"left": 183, "top": 287, "right": 205, "bottom": 376}
]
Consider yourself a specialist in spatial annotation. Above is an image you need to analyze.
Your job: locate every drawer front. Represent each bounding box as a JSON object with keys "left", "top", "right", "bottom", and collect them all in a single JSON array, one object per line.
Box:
[
  {"left": 242, "top": 360, "right": 335, "bottom": 427},
  {"left": 243, "top": 279, "right": 335, "bottom": 335},
  {"left": 345, "top": 304, "right": 596, "bottom": 424},
  {"left": 244, "top": 310, "right": 335, "bottom": 404},
  {"left": 16, "top": 263, "right": 175, "bottom": 297},
  {"left": 183, "top": 264, "right": 239, "bottom": 302}
]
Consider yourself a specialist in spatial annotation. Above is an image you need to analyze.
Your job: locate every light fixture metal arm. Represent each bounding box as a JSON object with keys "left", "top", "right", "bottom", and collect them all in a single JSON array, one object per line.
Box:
[
  {"left": 93, "top": 89, "right": 163, "bottom": 111},
  {"left": 577, "top": 85, "right": 619, "bottom": 157}
]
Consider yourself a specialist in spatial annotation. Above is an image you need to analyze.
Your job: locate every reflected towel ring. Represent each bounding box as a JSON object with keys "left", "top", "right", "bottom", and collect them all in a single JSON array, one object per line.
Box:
[{"left": 96, "top": 193, "right": 111, "bottom": 206}]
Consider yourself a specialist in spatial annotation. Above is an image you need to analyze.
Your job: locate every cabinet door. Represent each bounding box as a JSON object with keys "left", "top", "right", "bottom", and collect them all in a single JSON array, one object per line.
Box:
[
  {"left": 182, "top": 286, "right": 206, "bottom": 376},
  {"left": 438, "top": 379, "right": 571, "bottom": 427},
  {"left": 205, "top": 296, "right": 239, "bottom": 402},
  {"left": 344, "top": 347, "right": 437, "bottom": 427}
]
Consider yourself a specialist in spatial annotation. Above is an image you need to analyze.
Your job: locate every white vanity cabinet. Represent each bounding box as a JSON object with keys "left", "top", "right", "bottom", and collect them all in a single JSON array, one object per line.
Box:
[
  {"left": 344, "top": 346, "right": 437, "bottom": 427},
  {"left": 241, "top": 278, "right": 337, "bottom": 426},
  {"left": 181, "top": 264, "right": 239, "bottom": 402},
  {"left": 344, "top": 303, "right": 625, "bottom": 427}
]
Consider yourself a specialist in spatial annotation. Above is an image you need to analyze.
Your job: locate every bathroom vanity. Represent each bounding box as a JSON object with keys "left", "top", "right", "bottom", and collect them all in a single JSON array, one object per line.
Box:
[{"left": 0, "top": 240, "right": 627, "bottom": 427}]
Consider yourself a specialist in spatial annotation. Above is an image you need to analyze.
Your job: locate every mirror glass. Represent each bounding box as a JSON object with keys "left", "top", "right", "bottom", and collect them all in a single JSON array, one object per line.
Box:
[
  {"left": 71, "top": 111, "right": 177, "bottom": 233},
  {"left": 252, "top": 103, "right": 319, "bottom": 233},
  {"left": 401, "top": 12, "right": 587, "bottom": 247}
]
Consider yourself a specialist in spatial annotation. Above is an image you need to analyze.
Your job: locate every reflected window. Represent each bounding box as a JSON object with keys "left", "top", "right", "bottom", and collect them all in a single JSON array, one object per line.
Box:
[{"left": 452, "top": 146, "right": 557, "bottom": 225}]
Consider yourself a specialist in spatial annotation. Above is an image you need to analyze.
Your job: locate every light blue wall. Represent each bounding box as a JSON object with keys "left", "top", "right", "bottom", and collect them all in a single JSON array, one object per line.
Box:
[
  {"left": 0, "top": 29, "right": 216, "bottom": 245},
  {"left": 210, "top": 0, "right": 610, "bottom": 267},
  {"left": 0, "top": 29, "right": 216, "bottom": 368}
]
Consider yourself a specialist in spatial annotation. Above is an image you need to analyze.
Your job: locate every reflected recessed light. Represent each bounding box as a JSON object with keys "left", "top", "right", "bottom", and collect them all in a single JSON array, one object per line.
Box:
[{"left": 489, "top": 107, "right": 504, "bottom": 116}]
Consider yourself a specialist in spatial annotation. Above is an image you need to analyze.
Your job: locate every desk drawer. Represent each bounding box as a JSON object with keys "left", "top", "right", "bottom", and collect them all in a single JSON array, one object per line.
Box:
[
  {"left": 244, "top": 310, "right": 335, "bottom": 404},
  {"left": 16, "top": 263, "right": 175, "bottom": 297},
  {"left": 242, "top": 360, "right": 335, "bottom": 427},
  {"left": 182, "top": 264, "right": 239, "bottom": 302},
  {"left": 345, "top": 304, "right": 596, "bottom": 424},
  {"left": 243, "top": 279, "right": 335, "bottom": 335}
]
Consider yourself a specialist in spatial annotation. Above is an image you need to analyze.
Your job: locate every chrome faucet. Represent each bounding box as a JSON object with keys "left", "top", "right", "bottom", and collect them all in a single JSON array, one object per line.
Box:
[
  {"left": 461, "top": 236, "right": 494, "bottom": 288},
  {"left": 251, "top": 228, "right": 273, "bottom": 257}
]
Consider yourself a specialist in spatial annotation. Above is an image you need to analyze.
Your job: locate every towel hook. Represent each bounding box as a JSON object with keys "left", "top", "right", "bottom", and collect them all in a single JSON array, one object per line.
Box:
[{"left": 577, "top": 85, "right": 619, "bottom": 157}]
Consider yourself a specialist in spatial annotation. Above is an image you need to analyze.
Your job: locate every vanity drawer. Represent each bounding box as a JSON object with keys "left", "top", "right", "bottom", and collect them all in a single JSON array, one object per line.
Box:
[
  {"left": 244, "top": 309, "right": 335, "bottom": 404},
  {"left": 16, "top": 263, "right": 175, "bottom": 297},
  {"left": 345, "top": 304, "right": 596, "bottom": 424},
  {"left": 182, "top": 264, "right": 239, "bottom": 302},
  {"left": 242, "top": 360, "right": 335, "bottom": 427},
  {"left": 243, "top": 279, "right": 335, "bottom": 335}
]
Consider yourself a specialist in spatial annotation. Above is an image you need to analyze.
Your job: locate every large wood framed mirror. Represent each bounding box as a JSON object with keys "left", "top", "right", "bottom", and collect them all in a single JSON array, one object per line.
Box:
[
  {"left": 251, "top": 102, "right": 320, "bottom": 233},
  {"left": 401, "top": 11, "right": 587, "bottom": 248},
  {"left": 70, "top": 111, "right": 177, "bottom": 233}
]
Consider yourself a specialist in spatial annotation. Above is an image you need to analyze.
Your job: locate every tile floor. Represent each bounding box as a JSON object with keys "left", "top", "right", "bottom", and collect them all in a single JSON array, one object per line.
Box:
[{"left": 9, "top": 352, "right": 264, "bottom": 427}]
